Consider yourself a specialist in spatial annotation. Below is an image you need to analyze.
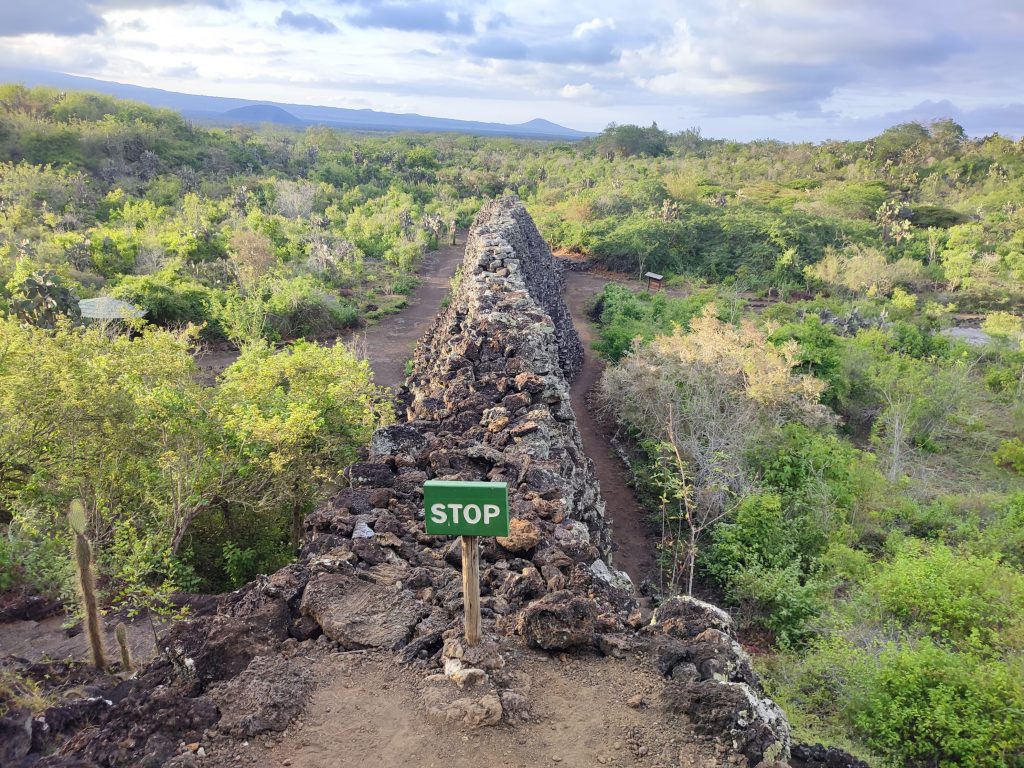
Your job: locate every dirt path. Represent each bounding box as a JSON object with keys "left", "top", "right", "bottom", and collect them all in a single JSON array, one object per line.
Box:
[
  {"left": 219, "top": 649, "right": 715, "bottom": 768},
  {"left": 563, "top": 270, "right": 660, "bottom": 589},
  {"left": 196, "top": 237, "right": 465, "bottom": 389},
  {"left": 351, "top": 237, "right": 465, "bottom": 389}
]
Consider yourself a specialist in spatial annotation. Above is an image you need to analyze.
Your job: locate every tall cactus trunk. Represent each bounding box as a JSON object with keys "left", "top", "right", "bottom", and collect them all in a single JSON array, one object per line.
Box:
[
  {"left": 115, "top": 622, "right": 133, "bottom": 673},
  {"left": 69, "top": 501, "right": 107, "bottom": 671}
]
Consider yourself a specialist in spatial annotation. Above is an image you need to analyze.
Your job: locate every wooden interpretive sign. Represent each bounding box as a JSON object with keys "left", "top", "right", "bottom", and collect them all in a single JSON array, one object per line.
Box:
[{"left": 424, "top": 480, "right": 509, "bottom": 645}]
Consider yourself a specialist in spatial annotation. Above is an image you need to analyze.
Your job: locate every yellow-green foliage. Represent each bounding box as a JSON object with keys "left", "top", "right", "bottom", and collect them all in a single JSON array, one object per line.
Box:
[
  {"left": 0, "top": 669, "right": 52, "bottom": 716},
  {"left": 0, "top": 317, "right": 392, "bottom": 596},
  {"left": 808, "top": 245, "right": 926, "bottom": 296}
]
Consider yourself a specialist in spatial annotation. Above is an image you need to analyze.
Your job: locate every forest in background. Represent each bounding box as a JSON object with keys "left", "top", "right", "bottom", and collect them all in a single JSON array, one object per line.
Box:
[{"left": 2, "top": 86, "right": 1024, "bottom": 767}]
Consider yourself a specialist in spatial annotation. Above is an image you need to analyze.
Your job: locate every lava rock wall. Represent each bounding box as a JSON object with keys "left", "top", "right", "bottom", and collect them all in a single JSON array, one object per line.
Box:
[{"left": 396, "top": 195, "right": 608, "bottom": 558}]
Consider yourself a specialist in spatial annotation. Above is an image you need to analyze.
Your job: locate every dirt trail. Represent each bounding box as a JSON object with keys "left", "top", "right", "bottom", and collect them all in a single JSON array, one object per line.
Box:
[
  {"left": 352, "top": 236, "right": 465, "bottom": 389},
  {"left": 563, "top": 270, "right": 660, "bottom": 588},
  {"left": 230, "top": 649, "right": 715, "bottom": 768},
  {"left": 196, "top": 236, "right": 465, "bottom": 389}
]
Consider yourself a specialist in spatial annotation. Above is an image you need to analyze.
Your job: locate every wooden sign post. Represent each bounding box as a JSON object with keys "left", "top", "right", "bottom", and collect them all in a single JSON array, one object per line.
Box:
[
  {"left": 424, "top": 480, "right": 509, "bottom": 646},
  {"left": 461, "top": 535, "right": 481, "bottom": 644}
]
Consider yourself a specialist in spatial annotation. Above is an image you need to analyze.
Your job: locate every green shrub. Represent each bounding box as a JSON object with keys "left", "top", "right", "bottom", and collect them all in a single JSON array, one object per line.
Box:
[
  {"left": 849, "top": 641, "right": 1024, "bottom": 768},
  {"left": 111, "top": 272, "right": 220, "bottom": 333},
  {"left": 705, "top": 492, "right": 827, "bottom": 646},
  {"left": 88, "top": 229, "right": 138, "bottom": 277},
  {"left": 0, "top": 317, "right": 390, "bottom": 596},
  {"left": 592, "top": 282, "right": 715, "bottom": 361},
  {"left": 994, "top": 438, "right": 1024, "bottom": 475},
  {"left": 0, "top": 524, "right": 73, "bottom": 599},
  {"left": 264, "top": 275, "right": 358, "bottom": 339},
  {"left": 729, "top": 562, "right": 827, "bottom": 647},
  {"left": 980, "top": 493, "right": 1024, "bottom": 568},
  {"left": 858, "top": 539, "right": 1024, "bottom": 648},
  {"left": 706, "top": 492, "right": 795, "bottom": 580},
  {"left": 758, "top": 638, "right": 878, "bottom": 760},
  {"left": 769, "top": 316, "right": 846, "bottom": 402}
]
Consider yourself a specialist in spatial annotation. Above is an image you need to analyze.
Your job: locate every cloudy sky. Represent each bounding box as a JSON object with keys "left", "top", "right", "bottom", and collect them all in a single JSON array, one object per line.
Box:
[{"left": 1, "top": 0, "right": 1022, "bottom": 141}]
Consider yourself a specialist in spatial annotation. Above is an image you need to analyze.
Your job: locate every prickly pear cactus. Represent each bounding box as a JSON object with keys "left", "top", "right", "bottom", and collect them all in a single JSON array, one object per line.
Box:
[{"left": 11, "top": 270, "right": 81, "bottom": 328}]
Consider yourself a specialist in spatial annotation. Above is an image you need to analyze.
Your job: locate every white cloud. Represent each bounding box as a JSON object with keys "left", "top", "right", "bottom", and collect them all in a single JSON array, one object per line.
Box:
[
  {"left": 572, "top": 17, "right": 615, "bottom": 38},
  {"left": 559, "top": 82, "right": 598, "bottom": 100}
]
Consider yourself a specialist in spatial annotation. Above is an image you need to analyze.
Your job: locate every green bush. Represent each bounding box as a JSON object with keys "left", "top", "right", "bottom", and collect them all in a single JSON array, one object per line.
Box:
[
  {"left": 980, "top": 493, "right": 1024, "bottom": 568},
  {"left": 88, "top": 229, "right": 138, "bottom": 277},
  {"left": 858, "top": 540, "right": 1024, "bottom": 648},
  {"left": 994, "top": 438, "right": 1024, "bottom": 475},
  {"left": 264, "top": 276, "right": 358, "bottom": 339},
  {"left": 705, "top": 492, "right": 827, "bottom": 646},
  {"left": 728, "top": 562, "right": 826, "bottom": 648},
  {"left": 0, "top": 524, "right": 73, "bottom": 598},
  {"left": 111, "top": 272, "right": 220, "bottom": 333},
  {"left": 707, "top": 492, "right": 795, "bottom": 580},
  {"left": 592, "top": 282, "right": 716, "bottom": 361},
  {"left": 0, "top": 317, "right": 391, "bottom": 597},
  {"left": 849, "top": 640, "right": 1024, "bottom": 768},
  {"left": 769, "top": 316, "right": 846, "bottom": 402}
]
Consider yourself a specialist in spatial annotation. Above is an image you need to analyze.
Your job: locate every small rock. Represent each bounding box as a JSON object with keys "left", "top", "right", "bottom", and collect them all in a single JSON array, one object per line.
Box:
[
  {"left": 497, "top": 518, "right": 541, "bottom": 553},
  {"left": 627, "top": 694, "right": 646, "bottom": 709},
  {"left": 352, "top": 520, "right": 375, "bottom": 539},
  {"left": 444, "top": 658, "right": 488, "bottom": 688}
]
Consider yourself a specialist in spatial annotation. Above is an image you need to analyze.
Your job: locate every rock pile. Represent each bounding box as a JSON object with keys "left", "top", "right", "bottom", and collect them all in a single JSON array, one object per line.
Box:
[{"left": 13, "top": 197, "right": 793, "bottom": 768}]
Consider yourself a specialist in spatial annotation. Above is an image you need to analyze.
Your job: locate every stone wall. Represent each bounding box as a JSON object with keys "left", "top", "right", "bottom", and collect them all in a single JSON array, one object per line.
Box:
[{"left": 396, "top": 194, "right": 608, "bottom": 560}]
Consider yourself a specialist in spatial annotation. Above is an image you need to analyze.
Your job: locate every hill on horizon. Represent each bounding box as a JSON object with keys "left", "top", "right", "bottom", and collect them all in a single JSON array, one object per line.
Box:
[
  {"left": 219, "top": 104, "right": 307, "bottom": 127},
  {"left": 0, "top": 67, "right": 594, "bottom": 140}
]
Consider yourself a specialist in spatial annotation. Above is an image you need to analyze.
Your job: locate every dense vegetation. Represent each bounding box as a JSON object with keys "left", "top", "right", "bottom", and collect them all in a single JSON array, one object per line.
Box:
[
  {"left": 4, "top": 86, "right": 1024, "bottom": 765},
  {"left": 577, "top": 115, "right": 1024, "bottom": 768},
  {"left": 595, "top": 281, "right": 1024, "bottom": 765}
]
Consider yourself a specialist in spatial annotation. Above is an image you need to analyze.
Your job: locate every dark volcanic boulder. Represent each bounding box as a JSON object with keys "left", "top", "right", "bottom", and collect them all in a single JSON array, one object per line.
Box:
[
  {"left": 791, "top": 743, "right": 871, "bottom": 768},
  {"left": 300, "top": 571, "right": 428, "bottom": 650},
  {"left": 662, "top": 673, "right": 790, "bottom": 765},
  {"left": 371, "top": 424, "right": 429, "bottom": 458},
  {"left": 650, "top": 595, "right": 734, "bottom": 639},
  {"left": 1, "top": 707, "right": 32, "bottom": 768},
  {"left": 515, "top": 590, "right": 597, "bottom": 650},
  {"left": 206, "top": 655, "right": 315, "bottom": 737}
]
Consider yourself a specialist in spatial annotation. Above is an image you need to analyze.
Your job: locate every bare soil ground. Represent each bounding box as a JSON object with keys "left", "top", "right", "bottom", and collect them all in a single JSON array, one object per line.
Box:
[
  {"left": 351, "top": 237, "right": 465, "bottom": 389},
  {"left": 212, "top": 649, "right": 722, "bottom": 768},
  {"left": 563, "top": 270, "right": 660, "bottom": 588}
]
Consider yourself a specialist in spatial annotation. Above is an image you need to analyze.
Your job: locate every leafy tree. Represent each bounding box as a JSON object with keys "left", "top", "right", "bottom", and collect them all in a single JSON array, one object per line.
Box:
[
  {"left": 594, "top": 122, "right": 670, "bottom": 158},
  {"left": 212, "top": 340, "right": 392, "bottom": 546}
]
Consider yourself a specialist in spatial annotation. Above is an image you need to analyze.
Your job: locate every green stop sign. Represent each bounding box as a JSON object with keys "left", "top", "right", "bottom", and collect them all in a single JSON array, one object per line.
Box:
[{"left": 423, "top": 480, "right": 509, "bottom": 537}]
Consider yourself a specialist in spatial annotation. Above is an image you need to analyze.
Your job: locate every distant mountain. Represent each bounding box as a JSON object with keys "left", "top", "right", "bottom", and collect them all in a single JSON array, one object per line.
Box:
[
  {"left": 0, "top": 67, "right": 594, "bottom": 140},
  {"left": 220, "top": 104, "right": 306, "bottom": 127}
]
